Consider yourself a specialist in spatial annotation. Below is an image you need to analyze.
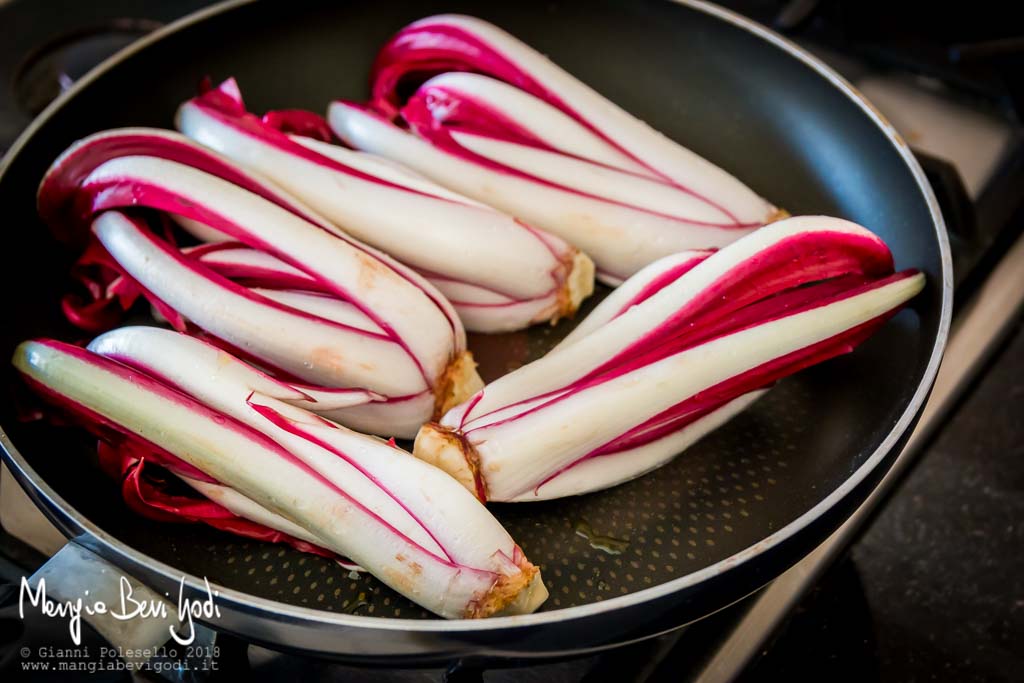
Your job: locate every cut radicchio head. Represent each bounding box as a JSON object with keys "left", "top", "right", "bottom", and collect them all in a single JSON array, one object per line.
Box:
[
  {"left": 413, "top": 216, "right": 925, "bottom": 502},
  {"left": 37, "top": 127, "right": 482, "bottom": 438},
  {"left": 176, "top": 79, "right": 595, "bottom": 333},
  {"left": 329, "top": 14, "right": 786, "bottom": 285},
  {"left": 13, "top": 328, "right": 547, "bottom": 618}
]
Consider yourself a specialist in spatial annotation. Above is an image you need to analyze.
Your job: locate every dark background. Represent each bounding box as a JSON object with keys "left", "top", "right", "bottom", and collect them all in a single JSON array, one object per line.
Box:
[{"left": 742, "top": 320, "right": 1023, "bottom": 682}]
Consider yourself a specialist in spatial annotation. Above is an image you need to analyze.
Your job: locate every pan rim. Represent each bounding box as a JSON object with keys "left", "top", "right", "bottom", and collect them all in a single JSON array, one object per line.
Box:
[{"left": 0, "top": 0, "right": 953, "bottom": 633}]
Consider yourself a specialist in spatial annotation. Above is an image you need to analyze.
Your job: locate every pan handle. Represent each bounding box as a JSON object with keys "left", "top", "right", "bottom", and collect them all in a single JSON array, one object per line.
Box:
[{"left": 7, "top": 539, "right": 218, "bottom": 674}]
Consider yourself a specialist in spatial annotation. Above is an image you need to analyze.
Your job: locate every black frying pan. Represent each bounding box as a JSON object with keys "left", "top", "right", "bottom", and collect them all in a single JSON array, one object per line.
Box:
[{"left": 0, "top": 0, "right": 950, "bottom": 664}]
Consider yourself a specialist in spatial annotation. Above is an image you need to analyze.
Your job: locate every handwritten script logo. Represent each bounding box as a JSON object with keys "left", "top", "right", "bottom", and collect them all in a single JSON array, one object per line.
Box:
[{"left": 19, "top": 575, "right": 221, "bottom": 645}]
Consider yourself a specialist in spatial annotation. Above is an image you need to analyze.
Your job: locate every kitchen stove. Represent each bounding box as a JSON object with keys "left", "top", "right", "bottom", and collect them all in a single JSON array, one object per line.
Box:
[{"left": 0, "top": 1, "right": 1021, "bottom": 680}]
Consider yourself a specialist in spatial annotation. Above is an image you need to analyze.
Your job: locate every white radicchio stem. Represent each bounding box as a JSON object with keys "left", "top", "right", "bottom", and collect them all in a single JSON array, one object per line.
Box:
[
  {"left": 331, "top": 15, "right": 785, "bottom": 284},
  {"left": 177, "top": 473, "right": 351, "bottom": 557},
  {"left": 37, "top": 128, "right": 482, "bottom": 437},
  {"left": 13, "top": 328, "right": 547, "bottom": 618},
  {"left": 175, "top": 79, "right": 594, "bottom": 332},
  {"left": 413, "top": 216, "right": 926, "bottom": 501}
]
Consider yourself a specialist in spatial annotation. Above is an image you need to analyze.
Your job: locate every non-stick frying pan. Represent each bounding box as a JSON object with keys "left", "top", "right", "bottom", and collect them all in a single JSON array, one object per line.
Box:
[{"left": 0, "top": 0, "right": 950, "bottom": 664}]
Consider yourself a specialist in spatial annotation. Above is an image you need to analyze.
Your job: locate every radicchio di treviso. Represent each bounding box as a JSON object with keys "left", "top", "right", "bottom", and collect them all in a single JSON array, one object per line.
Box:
[{"left": 330, "top": 14, "right": 787, "bottom": 285}]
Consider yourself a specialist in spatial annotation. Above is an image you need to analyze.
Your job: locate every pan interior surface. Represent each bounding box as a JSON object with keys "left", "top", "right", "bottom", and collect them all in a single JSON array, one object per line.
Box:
[{"left": 0, "top": 0, "right": 943, "bottom": 623}]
